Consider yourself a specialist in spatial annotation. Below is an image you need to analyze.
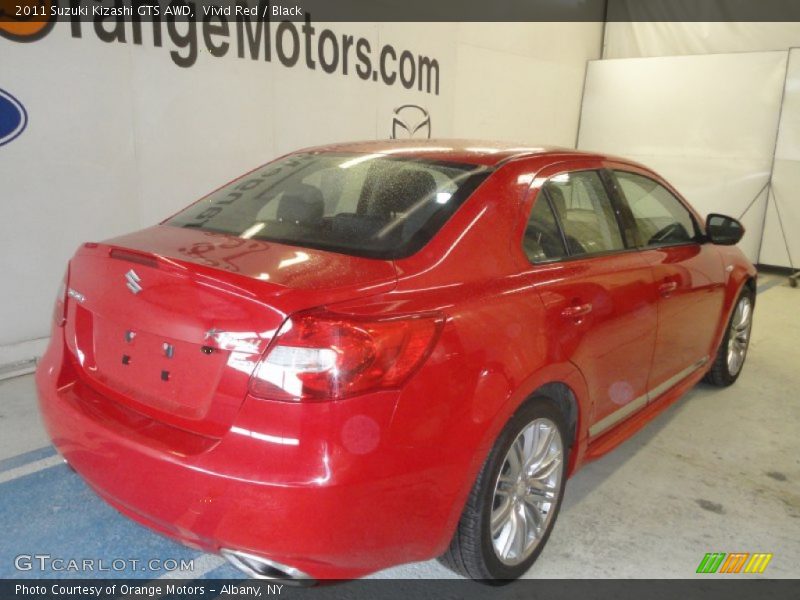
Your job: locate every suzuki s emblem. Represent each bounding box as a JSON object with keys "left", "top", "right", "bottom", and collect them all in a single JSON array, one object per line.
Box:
[{"left": 125, "top": 269, "right": 142, "bottom": 294}]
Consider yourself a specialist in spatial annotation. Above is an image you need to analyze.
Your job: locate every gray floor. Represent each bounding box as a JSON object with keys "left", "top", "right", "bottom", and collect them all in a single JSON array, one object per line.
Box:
[{"left": 1, "top": 275, "right": 798, "bottom": 579}]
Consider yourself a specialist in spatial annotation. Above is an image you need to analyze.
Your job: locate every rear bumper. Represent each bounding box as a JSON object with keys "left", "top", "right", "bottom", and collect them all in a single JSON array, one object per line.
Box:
[{"left": 35, "top": 332, "right": 458, "bottom": 579}]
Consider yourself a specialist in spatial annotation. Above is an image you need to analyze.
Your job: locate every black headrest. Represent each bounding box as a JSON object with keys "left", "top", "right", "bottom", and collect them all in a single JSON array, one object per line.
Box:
[
  {"left": 277, "top": 184, "right": 324, "bottom": 225},
  {"left": 371, "top": 169, "right": 438, "bottom": 216}
]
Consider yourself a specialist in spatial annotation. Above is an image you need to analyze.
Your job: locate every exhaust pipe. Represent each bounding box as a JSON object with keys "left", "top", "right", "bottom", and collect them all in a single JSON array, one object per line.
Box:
[{"left": 220, "top": 549, "right": 316, "bottom": 586}]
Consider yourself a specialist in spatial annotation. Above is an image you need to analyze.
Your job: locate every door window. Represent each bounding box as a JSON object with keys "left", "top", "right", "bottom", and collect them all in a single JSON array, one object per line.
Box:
[
  {"left": 522, "top": 194, "right": 567, "bottom": 263},
  {"left": 543, "top": 171, "right": 625, "bottom": 256},
  {"left": 614, "top": 171, "right": 699, "bottom": 247}
]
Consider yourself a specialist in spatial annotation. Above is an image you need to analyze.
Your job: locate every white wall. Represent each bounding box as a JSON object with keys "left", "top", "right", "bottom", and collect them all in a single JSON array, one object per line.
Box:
[
  {"left": 760, "top": 48, "right": 800, "bottom": 269},
  {"left": 605, "top": 22, "right": 800, "bottom": 59},
  {"left": 454, "top": 23, "right": 601, "bottom": 143},
  {"left": 0, "top": 21, "right": 602, "bottom": 357},
  {"left": 577, "top": 51, "right": 788, "bottom": 263}
]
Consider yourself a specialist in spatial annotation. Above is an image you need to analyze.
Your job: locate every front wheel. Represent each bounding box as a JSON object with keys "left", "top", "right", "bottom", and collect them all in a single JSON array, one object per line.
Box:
[
  {"left": 438, "top": 400, "right": 568, "bottom": 581},
  {"left": 704, "top": 289, "right": 754, "bottom": 387}
]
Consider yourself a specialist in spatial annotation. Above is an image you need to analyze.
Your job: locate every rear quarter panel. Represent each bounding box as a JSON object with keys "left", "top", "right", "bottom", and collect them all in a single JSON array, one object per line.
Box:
[{"left": 329, "top": 157, "right": 593, "bottom": 555}]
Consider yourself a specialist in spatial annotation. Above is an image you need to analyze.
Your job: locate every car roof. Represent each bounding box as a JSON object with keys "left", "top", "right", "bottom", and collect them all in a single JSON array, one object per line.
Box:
[{"left": 298, "top": 139, "right": 625, "bottom": 167}]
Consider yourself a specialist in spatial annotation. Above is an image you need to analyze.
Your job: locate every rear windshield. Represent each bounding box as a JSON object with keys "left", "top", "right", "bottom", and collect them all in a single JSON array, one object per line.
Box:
[{"left": 166, "top": 153, "right": 490, "bottom": 259}]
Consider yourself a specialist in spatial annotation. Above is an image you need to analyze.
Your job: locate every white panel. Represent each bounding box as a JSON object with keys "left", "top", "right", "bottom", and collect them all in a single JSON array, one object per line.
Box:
[
  {"left": 605, "top": 22, "right": 800, "bottom": 59},
  {"left": 761, "top": 161, "right": 800, "bottom": 268},
  {"left": 0, "top": 28, "right": 140, "bottom": 346},
  {"left": 760, "top": 49, "right": 800, "bottom": 269},
  {"left": 775, "top": 49, "right": 800, "bottom": 162},
  {"left": 578, "top": 52, "right": 788, "bottom": 262}
]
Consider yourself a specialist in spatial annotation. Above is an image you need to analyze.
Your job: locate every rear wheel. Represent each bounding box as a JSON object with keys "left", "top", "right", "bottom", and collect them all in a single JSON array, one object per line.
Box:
[
  {"left": 704, "top": 289, "right": 754, "bottom": 387},
  {"left": 438, "top": 400, "right": 568, "bottom": 581}
]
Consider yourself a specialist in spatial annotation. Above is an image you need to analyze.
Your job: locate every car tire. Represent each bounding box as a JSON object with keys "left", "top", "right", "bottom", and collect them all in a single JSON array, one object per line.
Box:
[
  {"left": 704, "top": 287, "right": 754, "bottom": 387},
  {"left": 438, "top": 399, "right": 568, "bottom": 582}
]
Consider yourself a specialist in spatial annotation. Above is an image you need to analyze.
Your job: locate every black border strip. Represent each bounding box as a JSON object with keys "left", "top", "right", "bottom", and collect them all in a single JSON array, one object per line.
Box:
[
  {"left": 4, "top": 0, "right": 800, "bottom": 23},
  {"left": 3, "top": 579, "right": 800, "bottom": 600}
]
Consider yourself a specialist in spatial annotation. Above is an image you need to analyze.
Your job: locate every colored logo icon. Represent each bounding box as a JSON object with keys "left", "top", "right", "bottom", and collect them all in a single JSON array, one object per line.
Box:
[
  {"left": 0, "top": 88, "right": 28, "bottom": 147},
  {"left": 696, "top": 552, "right": 773, "bottom": 574},
  {"left": 0, "top": 0, "right": 56, "bottom": 42}
]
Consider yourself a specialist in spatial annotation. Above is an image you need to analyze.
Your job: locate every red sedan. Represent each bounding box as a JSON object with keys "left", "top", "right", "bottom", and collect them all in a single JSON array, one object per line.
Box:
[{"left": 36, "top": 141, "right": 755, "bottom": 582}]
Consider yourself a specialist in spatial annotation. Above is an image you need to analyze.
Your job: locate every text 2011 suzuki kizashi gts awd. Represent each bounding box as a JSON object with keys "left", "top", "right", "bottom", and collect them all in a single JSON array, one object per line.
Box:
[{"left": 37, "top": 140, "right": 755, "bottom": 582}]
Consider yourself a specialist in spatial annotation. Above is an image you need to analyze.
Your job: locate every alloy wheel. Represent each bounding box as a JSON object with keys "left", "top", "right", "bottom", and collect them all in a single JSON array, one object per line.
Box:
[
  {"left": 490, "top": 418, "right": 564, "bottom": 566},
  {"left": 726, "top": 295, "right": 752, "bottom": 376}
]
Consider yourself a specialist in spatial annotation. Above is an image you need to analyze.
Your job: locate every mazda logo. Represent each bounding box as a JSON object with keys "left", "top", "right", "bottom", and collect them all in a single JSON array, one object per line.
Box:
[{"left": 391, "top": 105, "right": 431, "bottom": 139}]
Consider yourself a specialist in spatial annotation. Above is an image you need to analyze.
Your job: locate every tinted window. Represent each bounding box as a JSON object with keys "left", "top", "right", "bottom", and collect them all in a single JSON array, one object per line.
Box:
[
  {"left": 614, "top": 171, "right": 698, "bottom": 247},
  {"left": 544, "top": 171, "right": 625, "bottom": 256},
  {"left": 167, "top": 153, "right": 489, "bottom": 259},
  {"left": 523, "top": 194, "right": 567, "bottom": 263}
]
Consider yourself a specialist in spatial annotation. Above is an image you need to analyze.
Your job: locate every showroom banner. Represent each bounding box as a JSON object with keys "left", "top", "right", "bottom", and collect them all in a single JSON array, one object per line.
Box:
[
  {"left": 577, "top": 51, "right": 788, "bottom": 263},
  {"left": 759, "top": 48, "right": 800, "bottom": 270},
  {"left": 0, "top": 20, "right": 601, "bottom": 355}
]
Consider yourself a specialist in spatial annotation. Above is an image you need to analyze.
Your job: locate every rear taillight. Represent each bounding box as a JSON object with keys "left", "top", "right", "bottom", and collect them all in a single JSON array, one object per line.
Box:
[
  {"left": 53, "top": 268, "right": 68, "bottom": 327},
  {"left": 249, "top": 311, "right": 444, "bottom": 402}
]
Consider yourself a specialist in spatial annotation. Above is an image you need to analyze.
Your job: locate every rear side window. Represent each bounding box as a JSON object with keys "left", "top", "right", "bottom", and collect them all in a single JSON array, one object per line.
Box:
[
  {"left": 543, "top": 171, "right": 625, "bottom": 256},
  {"left": 167, "top": 153, "right": 490, "bottom": 259},
  {"left": 614, "top": 171, "right": 699, "bottom": 247},
  {"left": 523, "top": 194, "right": 567, "bottom": 263}
]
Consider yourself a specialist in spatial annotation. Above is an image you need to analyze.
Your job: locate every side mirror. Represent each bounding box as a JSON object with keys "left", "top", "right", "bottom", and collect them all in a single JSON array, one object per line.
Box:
[{"left": 705, "top": 213, "right": 744, "bottom": 246}]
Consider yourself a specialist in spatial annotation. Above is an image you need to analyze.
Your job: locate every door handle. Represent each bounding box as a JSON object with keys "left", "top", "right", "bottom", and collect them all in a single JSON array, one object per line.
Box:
[
  {"left": 658, "top": 281, "right": 678, "bottom": 297},
  {"left": 561, "top": 303, "right": 593, "bottom": 319}
]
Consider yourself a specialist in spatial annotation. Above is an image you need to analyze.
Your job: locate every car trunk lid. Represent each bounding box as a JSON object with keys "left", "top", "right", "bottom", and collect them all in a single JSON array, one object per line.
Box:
[{"left": 64, "top": 225, "right": 397, "bottom": 438}]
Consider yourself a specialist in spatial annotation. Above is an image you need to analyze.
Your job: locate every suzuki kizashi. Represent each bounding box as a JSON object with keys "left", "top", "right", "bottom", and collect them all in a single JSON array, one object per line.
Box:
[{"left": 37, "top": 140, "right": 755, "bottom": 582}]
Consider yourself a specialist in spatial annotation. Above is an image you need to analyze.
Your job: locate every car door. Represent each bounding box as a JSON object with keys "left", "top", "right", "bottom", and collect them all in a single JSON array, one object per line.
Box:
[
  {"left": 519, "top": 161, "right": 659, "bottom": 438},
  {"left": 607, "top": 165, "right": 726, "bottom": 396}
]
